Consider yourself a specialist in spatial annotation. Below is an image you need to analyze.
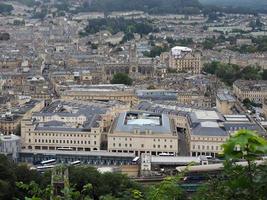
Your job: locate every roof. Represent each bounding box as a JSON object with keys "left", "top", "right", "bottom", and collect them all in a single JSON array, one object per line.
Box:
[
  {"left": 171, "top": 46, "right": 192, "bottom": 56},
  {"left": 151, "top": 156, "right": 201, "bottom": 165},
  {"left": 136, "top": 90, "right": 178, "bottom": 101},
  {"left": 217, "top": 92, "right": 236, "bottom": 102},
  {"left": 32, "top": 100, "right": 111, "bottom": 132},
  {"left": 0, "top": 134, "right": 20, "bottom": 141},
  {"left": 20, "top": 149, "right": 135, "bottom": 158},
  {"left": 191, "top": 122, "right": 228, "bottom": 137},
  {"left": 112, "top": 111, "right": 173, "bottom": 134}
]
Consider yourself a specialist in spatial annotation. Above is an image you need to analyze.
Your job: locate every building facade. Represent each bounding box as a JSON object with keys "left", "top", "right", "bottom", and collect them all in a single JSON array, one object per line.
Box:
[
  {"left": 60, "top": 84, "right": 138, "bottom": 106},
  {"left": 169, "top": 46, "right": 202, "bottom": 74},
  {"left": 21, "top": 100, "right": 124, "bottom": 152},
  {"left": 108, "top": 111, "right": 178, "bottom": 156},
  {"left": 233, "top": 80, "right": 267, "bottom": 103}
]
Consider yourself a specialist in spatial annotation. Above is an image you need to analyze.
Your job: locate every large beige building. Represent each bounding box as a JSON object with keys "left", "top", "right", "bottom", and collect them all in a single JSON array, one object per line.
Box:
[
  {"left": 21, "top": 100, "right": 128, "bottom": 152},
  {"left": 187, "top": 111, "right": 227, "bottom": 157},
  {"left": 187, "top": 110, "right": 265, "bottom": 157},
  {"left": 216, "top": 90, "right": 236, "bottom": 115},
  {"left": 233, "top": 80, "right": 267, "bottom": 103},
  {"left": 59, "top": 84, "right": 138, "bottom": 106},
  {"left": 108, "top": 111, "right": 178, "bottom": 156},
  {"left": 169, "top": 46, "right": 202, "bottom": 74},
  {"left": 177, "top": 92, "right": 212, "bottom": 108}
]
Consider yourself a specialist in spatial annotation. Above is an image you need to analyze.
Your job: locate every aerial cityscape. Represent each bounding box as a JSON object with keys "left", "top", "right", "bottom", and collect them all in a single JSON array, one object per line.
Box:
[{"left": 0, "top": 0, "right": 267, "bottom": 199}]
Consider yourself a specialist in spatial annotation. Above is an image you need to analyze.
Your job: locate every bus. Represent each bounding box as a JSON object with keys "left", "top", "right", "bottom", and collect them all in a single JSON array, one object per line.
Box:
[
  {"left": 36, "top": 165, "right": 55, "bottom": 172},
  {"left": 70, "top": 160, "right": 81, "bottom": 166},
  {"left": 159, "top": 153, "right": 175, "bottom": 156},
  {"left": 57, "top": 147, "right": 73, "bottom": 151},
  {"left": 41, "top": 159, "right": 56, "bottom": 165},
  {"left": 132, "top": 157, "right": 140, "bottom": 164}
]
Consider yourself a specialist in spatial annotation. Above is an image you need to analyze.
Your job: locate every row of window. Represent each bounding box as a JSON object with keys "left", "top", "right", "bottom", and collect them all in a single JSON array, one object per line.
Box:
[
  {"left": 192, "top": 144, "right": 222, "bottom": 151},
  {"left": 112, "top": 137, "right": 174, "bottom": 143},
  {"left": 30, "top": 139, "right": 97, "bottom": 145},
  {"left": 112, "top": 143, "right": 173, "bottom": 149},
  {"left": 192, "top": 137, "right": 226, "bottom": 141},
  {"left": 29, "top": 132, "right": 98, "bottom": 137}
]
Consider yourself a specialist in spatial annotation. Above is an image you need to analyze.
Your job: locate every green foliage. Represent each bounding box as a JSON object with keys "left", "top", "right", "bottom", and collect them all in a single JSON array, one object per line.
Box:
[
  {"left": 83, "top": 18, "right": 153, "bottom": 37},
  {"left": 243, "top": 98, "right": 252, "bottom": 109},
  {"left": 202, "top": 38, "right": 216, "bottom": 49},
  {"left": 222, "top": 130, "right": 267, "bottom": 161},
  {"left": 144, "top": 45, "right": 169, "bottom": 57},
  {"left": 75, "top": 0, "right": 201, "bottom": 14},
  {"left": 111, "top": 73, "right": 133, "bottom": 85},
  {"left": 262, "top": 69, "right": 267, "bottom": 80},
  {"left": 32, "top": 7, "right": 48, "bottom": 19},
  {"left": 203, "top": 61, "right": 263, "bottom": 85},
  {"left": 166, "top": 37, "right": 194, "bottom": 47},
  {"left": 0, "top": 3, "right": 13, "bottom": 14},
  {"left": 0, "top": 32, "right": 10, "bottom": 41},
  {"left": 194, "top": 162, "right": 261, "bottom": 200},
  {"left": 17, "top": 0, "right": 40, "bottom": 7},
  {"left": 16, "top": 181, "right": 52, "bottom": 200},
  {"left": 68, "top": 166, "right": 143, "bottom": 199},
  {"left": 1, "top": 130, "right": 267, "bottom": 200},
  {"left": 195, "top": 130, "right": 267, "bottom": 200},
  {"left": 14, "top": 19, "right": 26, "bottom": 26},
  {"left": 147, "top": 176, "right": 185, "bottom": 200},
  {"left": 0, "top": 155, "right": 16, "bottom": 199},
  {"left": 231, "top": 36, "right": 267, "bottom": 53}
]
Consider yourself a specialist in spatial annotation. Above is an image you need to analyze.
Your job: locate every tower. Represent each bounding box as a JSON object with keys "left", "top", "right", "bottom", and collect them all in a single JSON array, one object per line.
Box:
[
  {"left": 51, "top": 165, "right": 69, "bottom": 199},
  {"left": 129, "top": 43, "right": 138, "bottom": 74}
]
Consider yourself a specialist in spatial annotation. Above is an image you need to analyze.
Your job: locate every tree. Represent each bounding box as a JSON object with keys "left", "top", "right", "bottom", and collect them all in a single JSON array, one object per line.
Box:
[
  {"left": 0, "top": 155, "right": 16, "bottom": 199},
  {"left": 222, "top": 130, "right": 267, "bottom": 161},
  {"left": 0, "top": 32, "right": 10, "bottom": 41},
  {"left": 202, "top": 38, "right": 216, "bottom": 49},
  {"left": 262, "top": 69, "right": 267, "bottom": 80},
  {"left": 195, "top": 130, "right": 267, "bottom": 200},
  {"left": 0, "top": 3, "right": 13, "bottom": 14},
  {"left": 147, "top": 176, "right": 185, "bottom": 200},
  {"left": 111, "top": 73, "right": 133, "bottom": 85},
  {"left": 243, "top": 98, "right": 252, "bottom": 109}
]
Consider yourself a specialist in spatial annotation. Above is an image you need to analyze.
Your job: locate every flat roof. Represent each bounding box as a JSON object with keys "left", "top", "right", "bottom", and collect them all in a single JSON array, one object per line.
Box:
[
  {"left": 151, "top": 156, "right": 201, "bottom": 164},
  {"left": 20, "top": 150, "right": 135, "bottom": 158},
  {"left": 113, "top": 111, "right": 172, "bottom": 134},
  {"left": 217, "top": 93, "right": 236, "bottom": 102},
  {"left": 194, "top": 111, "right": 221, "bottom": 120}
]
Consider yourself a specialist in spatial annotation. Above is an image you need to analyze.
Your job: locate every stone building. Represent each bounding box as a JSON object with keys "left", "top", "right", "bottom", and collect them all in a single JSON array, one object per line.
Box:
[
  {"left": 108, "top": 111, "right": 178, "bottom": 156},
  {"left": 60, "top": 84, "right": 138, "bottom": 106},
  {"left": 104, "top": 44, "right": 154, "bottom": 80},
  {"left": 216, "top": 90, "right": 236, "bottom": 115},
  {"left": 21, "top": 100, "right": 126, "bottom": 152},
  {"left": 169, "top": 46, "right": 202, "bottom": 74},
  {"left": 233, "top": 80, "right": 267, "bottom": 103}
]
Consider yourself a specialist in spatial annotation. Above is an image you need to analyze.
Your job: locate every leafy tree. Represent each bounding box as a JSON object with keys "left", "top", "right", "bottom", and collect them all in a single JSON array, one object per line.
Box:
[
  {"left": 147, "top": 176, "right": 185, "bottom": 200},
  {"left": 74, "top": 0, "right": 201, "bottom": 14},
  {"left": 262, "top": 69, "right": 267, "bottom": 80},
  {"left": 195, "top": 130, "right": 267, "bottom": 200},
  {"left": 0, "top": 3, "right": 13, "bottom": 14},
  {"left": 202, "top": 38, "right": 216, "bottom": 49},
  {"left": 240, "top": 65, "right": 262, "bottom": 80},
  {"left": 82, "top": 18, "right": 153, "bottom": 37},
  {"left": 243, "top": 98, "right": 252, "bottom": 109},
  {"left": 0, "top": 155, "right": 16, "bottom": 199},
  {"left": 111, "top": 73, "right": 133, "bottom": 85},
  {"left": 203, "top": 62, "right": 263, "bottom": 85},
  {"left": 17, "top": 0, "right": 39, "bottom": 7},
  {"left": 0, "top": 32, "right": 10, "bottom": 41}
]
